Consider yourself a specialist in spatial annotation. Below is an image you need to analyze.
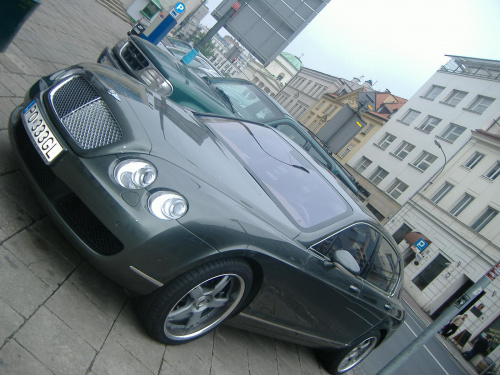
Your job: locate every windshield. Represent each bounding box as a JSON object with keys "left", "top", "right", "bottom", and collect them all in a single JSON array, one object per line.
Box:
[
  {"left": 205, "top": 118, "right": 350, "bottom": 228},
  {"left": 159, "top": 46, "right": 221, "bottom": 78},
  {"left": 208, "top": 80, "right": 284, "bottom": 122}
]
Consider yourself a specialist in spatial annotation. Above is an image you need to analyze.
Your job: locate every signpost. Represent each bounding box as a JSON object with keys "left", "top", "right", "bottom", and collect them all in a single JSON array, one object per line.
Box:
[{"left": 141, "top": 2, "right": 185, "bottom": 45}]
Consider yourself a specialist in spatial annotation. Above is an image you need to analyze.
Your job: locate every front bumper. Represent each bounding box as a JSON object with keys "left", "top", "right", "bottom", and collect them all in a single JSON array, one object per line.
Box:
[{"left": 8, "top": 89, "right": 217, "bottom": 296}]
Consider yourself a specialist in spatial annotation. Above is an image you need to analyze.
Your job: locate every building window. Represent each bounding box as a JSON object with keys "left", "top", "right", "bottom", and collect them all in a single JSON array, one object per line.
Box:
[
  {"left": 463, "top": 152, "right": 485, "bottom": 170},
  {"left": 323, "top": 104, "right": 332, "bottom": 114},
  {"left": 416, "top": 116, "right": 441, "bottom": 133},
  {"left": 376, "top": 133, "right": 396, "bottom": 150},
  {"left": 484, "top": 161, "right": 500, "bottom": 180},
  {"left": 141, "top": 1, "right": 162, "bottom": 19},
  {"left": 354, "top": 156, "right": 372, "bottom": 173},
  {"left": 412, "top": 151, "right": 437, "bottom": 171},
  {"left": 317, "top": 101, "right": 325, "bottom": 110},
  {"left": 339, "top": 144, "right": 354, "bottom": 159},
  {"left": 412, "top": 254, "right": 448, "bottom": 291},
  {"left": 386, "top": 179, "right": 409, "bottom": 199},
  {"left": 400, "top": 109, "right": 421, "bottom": 125},
  {"left": 422, "top": 85, "right": 445, "bottom": 100},
  {"left": 467, "top": 96, "right": 495, "bottom": 114},
  {"left": 391, "top": 141, "right": 415, "bottom": 160},
  {"left": 369, "top": 167, "right": 388, "bottom": 186},
  {"left": 471, "top": 207, "right": 498, "bottom": 232},
  {"left": 439, "top": 123, "right": 466, "bottom": 143},
  {"left": 449, "top": 193, "right": 474, "bottom": 217},
  {"left": 431, "top": 182, "right": 454, "bottom": 204},
  {"left": 361, "top": 124, "right": 373, "bottom": 135},
  {"left": 443, "top": 90, "right": 468, "bottom": 106},
  {"left": 277, "top": 73, "right": 284, "bottom": 81},
  {"left": 392, "top": 223, "right": 412, "bottom": 244}
]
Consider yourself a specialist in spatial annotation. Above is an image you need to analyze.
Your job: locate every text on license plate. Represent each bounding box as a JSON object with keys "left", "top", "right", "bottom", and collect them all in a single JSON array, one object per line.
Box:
[{"left": 22, "top": 101, "right": 63, "bottom": 164}]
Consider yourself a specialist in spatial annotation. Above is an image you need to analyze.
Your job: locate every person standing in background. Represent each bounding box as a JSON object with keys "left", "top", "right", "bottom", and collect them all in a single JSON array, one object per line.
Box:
[{"left": 440, "top": 314, "right": 468, "bottom": 338}]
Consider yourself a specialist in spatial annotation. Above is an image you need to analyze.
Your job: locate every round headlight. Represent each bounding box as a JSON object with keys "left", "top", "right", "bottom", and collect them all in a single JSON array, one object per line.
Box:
[
  {"left": 149, "top": 191, "right": 188, "bottom": 220},
  {"left": 114, "top": 159, "right": 157, "bottom": 189}
]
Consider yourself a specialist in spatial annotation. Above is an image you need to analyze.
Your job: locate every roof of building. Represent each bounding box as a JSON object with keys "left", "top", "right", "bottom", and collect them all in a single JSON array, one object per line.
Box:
[
  {"left": 367, "top": 92, "right": 407, "bottom": 120},
  {"left": 280, "top": 52, "right": 303, "bottom": 71}
]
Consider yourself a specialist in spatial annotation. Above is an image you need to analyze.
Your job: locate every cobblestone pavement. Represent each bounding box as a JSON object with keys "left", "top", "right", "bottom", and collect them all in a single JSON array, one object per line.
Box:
[{"left": 0, "top": 1, "right": 343, "bottom": 374}]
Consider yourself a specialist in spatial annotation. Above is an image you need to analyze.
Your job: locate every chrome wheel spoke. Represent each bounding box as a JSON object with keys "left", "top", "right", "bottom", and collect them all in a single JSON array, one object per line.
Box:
[
  {"left": 208, "top": 296, "right": 229, "bottom": 308},
  {"left": 189, "top": 285, "right": 205, "bottom": 300},
  {"left": 167, "top": 302, "right": 195, "bottom": 322},
  {"left": 186, "top": 310, "right": 204, "bottom": 328},
  {"left": 210, "top": 275, "right": 231, "bottom": 296}
]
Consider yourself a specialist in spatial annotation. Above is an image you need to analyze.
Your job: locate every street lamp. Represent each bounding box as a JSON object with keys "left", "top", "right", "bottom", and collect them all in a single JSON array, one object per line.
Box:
[{"left": 423, "top": 140, "right": 447, "bottom": 191}]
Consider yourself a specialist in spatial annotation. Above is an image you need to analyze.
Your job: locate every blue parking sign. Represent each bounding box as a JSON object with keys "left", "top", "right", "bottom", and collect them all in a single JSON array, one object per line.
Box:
[
  {"left": 175, "top": 2, "right": 185, "bottom": 13},
  {"left": 414, "top": 238, "right": 428, "bottom": 252}
]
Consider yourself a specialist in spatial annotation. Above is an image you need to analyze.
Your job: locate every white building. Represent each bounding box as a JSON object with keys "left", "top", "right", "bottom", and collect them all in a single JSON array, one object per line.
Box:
[
  {"left": 347, "top": 56, "right": 500, "bottom": 222},
  {"left": 385, "top": 129, "right": 500, "bottom": 365}
]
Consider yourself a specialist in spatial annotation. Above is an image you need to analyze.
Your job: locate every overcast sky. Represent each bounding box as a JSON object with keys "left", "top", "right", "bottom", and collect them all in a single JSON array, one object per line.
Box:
[{"left": 201, "top": 0, "right": 500, "bottom": 99}]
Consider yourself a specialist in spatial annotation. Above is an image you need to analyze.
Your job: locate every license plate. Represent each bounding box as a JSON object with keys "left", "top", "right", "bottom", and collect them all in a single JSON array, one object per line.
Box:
[{"left": 22, "top": 100, "right": 63, "bottom": 165}]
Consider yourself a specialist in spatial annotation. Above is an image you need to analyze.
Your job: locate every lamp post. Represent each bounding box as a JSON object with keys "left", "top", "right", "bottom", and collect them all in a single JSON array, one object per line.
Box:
[{"left": 423, "top": 139, "right": 447, "bottom": 191}]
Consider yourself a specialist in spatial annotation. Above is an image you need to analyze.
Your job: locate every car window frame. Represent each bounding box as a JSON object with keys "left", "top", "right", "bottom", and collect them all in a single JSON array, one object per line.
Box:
[{"left": 309, "top": 222, "right": 402, "bottom": 296}]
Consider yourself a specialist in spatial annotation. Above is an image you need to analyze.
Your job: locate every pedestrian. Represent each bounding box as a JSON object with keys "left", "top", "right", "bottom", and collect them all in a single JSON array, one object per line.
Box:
[
  {"left": 462, "top": 334, "right": 491, "bottom": 360},
  {"left": 440, "top": 314, "right": 468, "bottom": 338}
]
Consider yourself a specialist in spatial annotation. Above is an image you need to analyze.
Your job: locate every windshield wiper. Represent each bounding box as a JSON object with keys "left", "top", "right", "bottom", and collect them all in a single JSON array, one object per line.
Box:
[{"left": 214, "top": 87, "right": 235, "bottom": 113}]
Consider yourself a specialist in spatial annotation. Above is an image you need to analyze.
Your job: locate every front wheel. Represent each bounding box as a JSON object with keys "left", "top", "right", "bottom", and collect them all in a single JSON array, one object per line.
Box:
[
  {"left": 134, "top": 258, "right": 253, "bottom": 345},
  {"left": 317, "top": 332, "right": 381, "bottom": 374}
]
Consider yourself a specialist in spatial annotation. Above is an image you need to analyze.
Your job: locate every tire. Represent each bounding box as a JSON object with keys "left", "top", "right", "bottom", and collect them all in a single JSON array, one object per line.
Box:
[
  {"left": 317, "top": 331, "right": 381, "bottom": 374},
  {"left": 134, "top": 258, "right": 253, "bottom": 345}
]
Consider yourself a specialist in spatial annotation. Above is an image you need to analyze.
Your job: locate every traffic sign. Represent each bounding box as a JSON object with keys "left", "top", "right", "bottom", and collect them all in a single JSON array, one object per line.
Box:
[
  {"left": 414, "top": 238, "right": 428, "bottom": 252},
  {"left": 175, "top": 2, "right": 185, "bottom": 13}
]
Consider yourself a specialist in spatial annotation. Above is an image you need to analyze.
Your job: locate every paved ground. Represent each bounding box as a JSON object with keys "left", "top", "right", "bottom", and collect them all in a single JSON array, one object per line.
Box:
[{"left": 0, "top": 1, "right": 333, "bottom": 374}]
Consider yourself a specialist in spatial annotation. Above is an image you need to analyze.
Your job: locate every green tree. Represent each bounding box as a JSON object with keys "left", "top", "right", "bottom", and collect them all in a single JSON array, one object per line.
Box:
[{"left": 191, "top": 32, "right": 215, "bottom": 58}]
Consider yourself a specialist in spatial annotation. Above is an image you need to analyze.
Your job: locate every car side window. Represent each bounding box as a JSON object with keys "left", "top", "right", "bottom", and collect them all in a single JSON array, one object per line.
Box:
[
  {"left": 275, "top": 124, "right": 308, "bottom": 147},
  {"left": 364, "top": 236, "right": 401, "bottom": 293},
  {"left": 312, "top": 225, "right": 401, "bottom": 293},
  {"left": 312, "top": 225, "right": 378, "bottom": 272}
]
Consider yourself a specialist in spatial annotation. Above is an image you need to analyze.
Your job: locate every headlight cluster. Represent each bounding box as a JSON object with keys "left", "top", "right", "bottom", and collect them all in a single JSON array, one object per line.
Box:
[
  {"left": 140, "top": 69, "right": 173, "bottom": 97},
  {"left": 113, "top": 159, "right": 188, "bottom": 220}
]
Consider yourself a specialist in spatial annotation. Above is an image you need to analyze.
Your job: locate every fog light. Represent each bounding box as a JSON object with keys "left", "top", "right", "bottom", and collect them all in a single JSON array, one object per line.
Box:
[{"left": 148, "top": 191, "right": 188, "bottom": 220}]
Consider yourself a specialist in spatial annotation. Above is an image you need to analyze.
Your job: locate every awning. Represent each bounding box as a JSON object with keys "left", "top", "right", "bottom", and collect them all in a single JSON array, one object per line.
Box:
[
  {"left": 150, "top": 0, "right": 163, "bottom": 10},
  {"left": 404, "top": 231, "right": 431, "bottom": 246}
]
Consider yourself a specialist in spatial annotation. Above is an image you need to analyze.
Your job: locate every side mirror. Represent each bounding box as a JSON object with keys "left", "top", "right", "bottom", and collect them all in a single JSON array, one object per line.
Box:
[{"left": 331, "top": 250, "right": 360, "bottom": 275}]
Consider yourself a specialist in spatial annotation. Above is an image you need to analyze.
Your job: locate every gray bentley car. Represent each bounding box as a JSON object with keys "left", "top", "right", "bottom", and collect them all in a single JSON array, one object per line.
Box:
[{"left": 9, "top": 63, "right": 404, "bottom": 375}]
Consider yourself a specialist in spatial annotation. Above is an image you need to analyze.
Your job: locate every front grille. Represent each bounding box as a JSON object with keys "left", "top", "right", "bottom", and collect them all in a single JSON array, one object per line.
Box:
[
  {"left": 50, "top": 76, "right": 122, "bottom": 150},
  {"left": 14, "top": 122, "right": 124, "bottom": 256},
  {"left": 120, "top": 42, "right": 149, "bottom": 71},
  {"left": 58, "top": 195, "right": 124, "bottom": 255}
]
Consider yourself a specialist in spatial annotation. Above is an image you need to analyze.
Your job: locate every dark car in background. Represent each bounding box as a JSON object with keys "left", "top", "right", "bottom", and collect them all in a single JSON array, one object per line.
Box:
[
  {"left": 9, "top": 63, "right": 404, "bottom": 375},
  {"left": 98, "top": 36, "right": 359, "bottom": 195}
]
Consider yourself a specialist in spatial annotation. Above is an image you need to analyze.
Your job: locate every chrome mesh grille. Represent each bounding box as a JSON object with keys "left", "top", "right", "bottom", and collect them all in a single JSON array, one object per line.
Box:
[
  {"left": 50, "top": 76, "right": 122, "bottom": 150},
  {"left": 120, "top": 42, "right": 149, "bottom": 71}
]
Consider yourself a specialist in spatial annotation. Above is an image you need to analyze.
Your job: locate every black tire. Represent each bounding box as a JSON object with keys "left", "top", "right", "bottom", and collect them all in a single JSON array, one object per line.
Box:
[
  {"left": 317, "top": 331, "right": 381, "bottom": 374},
  {"left": 134, "top": 258, "right": 253, "bottom": 345}
]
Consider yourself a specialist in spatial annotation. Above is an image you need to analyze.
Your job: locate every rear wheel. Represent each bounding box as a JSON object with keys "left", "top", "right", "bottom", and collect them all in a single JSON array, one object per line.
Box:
[
  {"left": 318, "top": 332, "right": 380, "bottom": 374},
  {"left": 134, "top": 258, "right": 253, "bottom": 345}
]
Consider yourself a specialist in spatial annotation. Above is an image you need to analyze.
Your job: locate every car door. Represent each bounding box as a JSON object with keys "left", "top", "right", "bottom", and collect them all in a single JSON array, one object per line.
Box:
[
  {"left": 300, "top": 224, "right": 380, "bottom": 345},
  {"left": 357, "top": 233, "right": 404, "bottom": 323}
]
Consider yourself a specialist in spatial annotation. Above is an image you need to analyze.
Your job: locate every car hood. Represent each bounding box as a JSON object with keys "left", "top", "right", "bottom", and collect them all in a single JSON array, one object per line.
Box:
[{"left": 66, "top": 63, "right": 301, "bottom": 242}]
